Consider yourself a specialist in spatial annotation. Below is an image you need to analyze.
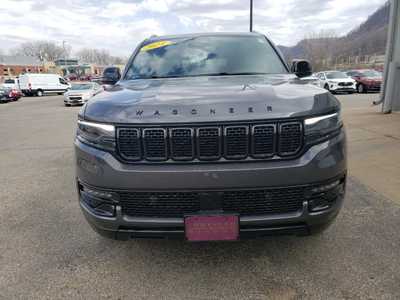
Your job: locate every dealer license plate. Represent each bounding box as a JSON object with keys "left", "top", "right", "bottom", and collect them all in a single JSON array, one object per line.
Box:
[{"left": 185, "top": 215, "right": 239, "bottom": 241}]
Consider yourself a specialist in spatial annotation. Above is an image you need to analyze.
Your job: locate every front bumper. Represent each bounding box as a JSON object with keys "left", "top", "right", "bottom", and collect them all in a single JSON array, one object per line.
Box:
[
  {"left": 75, "top": 130, "right": 347, "bottom": 240},
  {"left": 330, "top": 84, "right": 356, "bottom": 92},
  {"left": 64, "top": 97, "right": 87, "bottom": 105}
]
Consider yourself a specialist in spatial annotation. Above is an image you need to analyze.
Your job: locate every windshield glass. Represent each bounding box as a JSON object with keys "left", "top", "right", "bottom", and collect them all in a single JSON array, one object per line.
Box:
[
  {"left": 361, "top": 70, "right": 381, "bottom": 77},
  {"left": 4, "top": 79, "right": 15, "bottom": 84},
  {"left": 70, "top": 84, "right": 93, "bottom": 90},
  {"left": 326, "top": 72, "right": 348, "bottom": 79},
  {"left": 125, "top": 35, "right": 288, "bottom": 79}
]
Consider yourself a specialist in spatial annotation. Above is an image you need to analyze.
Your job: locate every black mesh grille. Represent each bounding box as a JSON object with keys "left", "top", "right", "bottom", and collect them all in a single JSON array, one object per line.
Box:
[
  {"left": 143, "top": 129, "right": 167, "bottom": 160},
  {"left": 225, "top": 126, "right": 249, "bottom": 159},
  {"left": 118, "top": 185, "right": 313, "bottom": 218},
  {"left": 197, "top": 127, "right": 220, "bottom": 159},
  {"left": 252, "top": 125, "right": 275, "bottom": 157},
  {"left": 116, "top": 121, "right": 303, "bottom": 162},
  {"left": 279, "top": 123, "right": 302, "bottom": 156},
  {"left": 118, "top": 128, "right": 141, "bottom": 160},
  {"left": 119, "top": 192, "right": 200, "bottom": 218},
  {"left": 170, "top": 128, "right": 194, "bottom": 160},
  {"left": 223, "top": 187, "right": 305, "bottom": 215}
]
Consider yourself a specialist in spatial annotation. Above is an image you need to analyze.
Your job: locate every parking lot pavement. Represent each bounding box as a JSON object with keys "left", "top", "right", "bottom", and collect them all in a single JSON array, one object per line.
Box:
[{"left": 1, "top": 94, "right": 400, "bottom": 299}]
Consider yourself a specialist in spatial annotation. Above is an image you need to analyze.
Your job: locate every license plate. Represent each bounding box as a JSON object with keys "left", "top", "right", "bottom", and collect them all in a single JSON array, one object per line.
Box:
[{"left": 185, "top": 215, "right": 239, "bottom": 241}]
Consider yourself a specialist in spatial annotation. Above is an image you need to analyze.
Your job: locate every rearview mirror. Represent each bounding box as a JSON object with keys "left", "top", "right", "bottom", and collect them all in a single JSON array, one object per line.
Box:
[{"left": 291, "top": 59, "right": 312, "bottom": 78}]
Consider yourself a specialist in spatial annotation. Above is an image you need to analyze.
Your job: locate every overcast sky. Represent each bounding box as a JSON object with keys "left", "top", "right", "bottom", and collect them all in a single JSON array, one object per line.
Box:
[{"left": 0, "top": 0, "right": 387, "bottom": 57}]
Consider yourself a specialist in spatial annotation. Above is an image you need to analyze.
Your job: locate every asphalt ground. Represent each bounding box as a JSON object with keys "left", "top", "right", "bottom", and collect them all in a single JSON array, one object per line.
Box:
[{"left": 0, "top": 93, "right": 399, "bottom": 299}]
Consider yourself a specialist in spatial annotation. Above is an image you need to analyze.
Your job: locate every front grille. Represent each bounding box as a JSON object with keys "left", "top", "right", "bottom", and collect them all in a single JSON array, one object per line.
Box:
[
  {"left": 278, "top": 123, "right": 302, "bottom": 156},
  {"left": 224, "top": 126, "right": 249, "bottom": 159},
  {"left": 143, "top": 129, "right": 167, "bottom": 160},
  {"left": 69, "top": 97, "right": 82, "bottom": 100},
  {"left": 338, "top": 82, "right": 353, "bottom": 87},
  {"left": 170, "top": 128, "right": 194, "bottom": 160},
  {"left": 117, "top": 121, "right": 303, "bottom": 162},
  {"left": 119, "top": 192, "right": 200, "bottom": 218},
  {"left": 118, "top": 185, "right": 312, "bottom": 218}
]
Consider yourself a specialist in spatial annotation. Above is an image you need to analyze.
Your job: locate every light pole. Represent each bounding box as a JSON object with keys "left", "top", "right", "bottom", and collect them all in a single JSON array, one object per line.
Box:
[{"left": 250, "top": 0, "right": 253, "bottom": 32}]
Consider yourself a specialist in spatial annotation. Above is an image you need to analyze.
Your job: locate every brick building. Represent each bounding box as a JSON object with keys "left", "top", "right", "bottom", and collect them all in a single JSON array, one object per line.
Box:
[{"left": 0, "top": 55, "right": 44, "bottom": 80}]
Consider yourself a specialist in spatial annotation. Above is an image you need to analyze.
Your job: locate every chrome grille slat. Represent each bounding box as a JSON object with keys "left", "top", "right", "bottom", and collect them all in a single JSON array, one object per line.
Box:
[{"left": 116, "top": 121, "right": 303, "bottom": 162}]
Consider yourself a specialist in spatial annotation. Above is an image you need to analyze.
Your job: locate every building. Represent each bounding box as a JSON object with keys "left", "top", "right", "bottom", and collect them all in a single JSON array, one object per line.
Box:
[{"left": 0, "top": 55, "right": 44, "bottom": 79}]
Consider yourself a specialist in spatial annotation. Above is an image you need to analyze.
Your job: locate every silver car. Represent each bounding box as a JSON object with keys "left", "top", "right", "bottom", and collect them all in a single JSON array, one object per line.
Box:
[{"left": 64, "top": 82, "right": 103, "bottom": 106}]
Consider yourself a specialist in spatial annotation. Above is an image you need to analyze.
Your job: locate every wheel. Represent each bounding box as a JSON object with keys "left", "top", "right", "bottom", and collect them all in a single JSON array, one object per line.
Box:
[
  {"left": 324, "top": 84, "right": 330, "bottom": 91},
  {"left": 357, "top": 84, "right": 365, "bottom": 93},
  {"left": 58, "top": 92, "right": 63, "bottom": 95},
  {"left": 36, "top": 90, "right": 44, "bottom": 97}
]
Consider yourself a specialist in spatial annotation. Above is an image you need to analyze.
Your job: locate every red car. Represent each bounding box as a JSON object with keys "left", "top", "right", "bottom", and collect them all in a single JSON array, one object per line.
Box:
[
  {"left": 345, "top": 69, "right": 383, "bottom": 93},
  {"left": 9, "top": 89, "right": 23, "bottom": 101},
  {"left": 0, "top": 87, "right": 22, "bottom": 102}
]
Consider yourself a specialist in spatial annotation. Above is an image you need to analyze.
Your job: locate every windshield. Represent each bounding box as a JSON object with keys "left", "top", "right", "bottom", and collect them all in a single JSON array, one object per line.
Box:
[
  {"left": 326, "top": 72, "right": 348, "bottom": 79},
  {"left": 4, "top": 79, "right": 15, "bottom": 84},
  {"left": 361, "top": 70, "right": 381, "bottom": 77},
  {"left": 70, "top": 84, "right": 93, "bottom": 90},
  {"left": 125, "top": 35, "right": 288, "bottom": 79}
]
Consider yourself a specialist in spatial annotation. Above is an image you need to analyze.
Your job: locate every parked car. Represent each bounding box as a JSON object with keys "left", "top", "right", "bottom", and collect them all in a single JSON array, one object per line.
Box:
[
  {"left": 75, "top": 32, "right": 347, "bottom": 241},
  {"left": 18, "top": 73, "right": 71, "bottom": 97},
  {"left": 64, "top": 82, "right": 103, "bottom": 106},
  {"left": 2, "top": 78, "right": 19, "bottom": 90},
  {"left": 101, "top": 66, "right": 121, "bottom": 85},
  {"left": 0, "top": 87, "right": 22, "bottom": 103},
  {"left": 315, "top": 71, "right": 356, "bottom": 94},
  {"left": 345, "top": 69, "right": 383, "bottom": 93}
]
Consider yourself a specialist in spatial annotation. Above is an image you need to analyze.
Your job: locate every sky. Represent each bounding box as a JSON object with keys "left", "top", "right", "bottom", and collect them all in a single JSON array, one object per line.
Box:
[{"left": 0, "top": 0, "right": 387, "bottom": 57}]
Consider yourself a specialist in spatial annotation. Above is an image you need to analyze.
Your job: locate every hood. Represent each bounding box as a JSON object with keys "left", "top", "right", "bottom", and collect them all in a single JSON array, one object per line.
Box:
[
  {"left": 66, "top": 90, "right": 92, "bottom": 97},
  {"left": 362, "top": 76, "right": 382, "bottom": 82},
  {"left": 84, "top": 75, "right": 340, "bottom": 124}
]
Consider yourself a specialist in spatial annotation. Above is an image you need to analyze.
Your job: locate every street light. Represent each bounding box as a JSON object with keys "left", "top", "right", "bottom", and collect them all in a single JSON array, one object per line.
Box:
[{"left": 250, "top": 0, "right": 253, "bottom": 32}]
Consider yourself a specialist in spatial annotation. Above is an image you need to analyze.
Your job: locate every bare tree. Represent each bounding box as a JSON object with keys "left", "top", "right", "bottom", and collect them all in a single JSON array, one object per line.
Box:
[
  {"left": 76, "top": 48, "right": 126, "bottom": 65},
  {"left": 11, "top": 40, "right": 71, "bottom": 62},
  {"left": 301, "top": 30, "right": 338, "bottom": 71}
]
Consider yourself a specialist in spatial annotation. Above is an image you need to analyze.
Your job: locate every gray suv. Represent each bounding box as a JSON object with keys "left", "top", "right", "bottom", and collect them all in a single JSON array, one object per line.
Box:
[{"left": 75, "top": 33, "right": 346, "bottom": 241}]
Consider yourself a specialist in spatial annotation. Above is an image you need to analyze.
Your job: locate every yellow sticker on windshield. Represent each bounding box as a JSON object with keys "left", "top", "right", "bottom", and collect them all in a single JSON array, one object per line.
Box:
[{"left": 140, "top": 41, "right": 174, "bottom": 52}]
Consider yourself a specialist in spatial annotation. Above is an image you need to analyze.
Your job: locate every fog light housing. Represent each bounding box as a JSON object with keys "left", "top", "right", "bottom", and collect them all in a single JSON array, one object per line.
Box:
[
  {"left": 308, "top": 180, "right": 344, "bottom": 212},
  {"left": 79, "top": 183, "right": 118, "bottom": 217}
]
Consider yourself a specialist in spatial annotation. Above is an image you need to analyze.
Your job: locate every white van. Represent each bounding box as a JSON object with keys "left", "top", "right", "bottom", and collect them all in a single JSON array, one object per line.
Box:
[
  {"left": 18, "top": 73, "right": 71, "bottom": 96},
  {"left": 2, "top": 78, "right": 19, "bottom": 90}
]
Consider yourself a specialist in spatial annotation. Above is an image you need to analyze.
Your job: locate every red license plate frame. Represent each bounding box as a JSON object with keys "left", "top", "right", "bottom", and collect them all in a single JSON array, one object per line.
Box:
[{"left": 184, "top": 214, "right": 239, "bottom": 241}]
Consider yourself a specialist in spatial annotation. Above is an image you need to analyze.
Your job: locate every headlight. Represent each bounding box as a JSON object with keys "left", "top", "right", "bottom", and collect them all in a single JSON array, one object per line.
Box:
[
  {"left": 76, "top": 120, "right": 115, "bottom": 151},
  {"left": 304, "top": 112, "right": 342, "bottom": 143}
]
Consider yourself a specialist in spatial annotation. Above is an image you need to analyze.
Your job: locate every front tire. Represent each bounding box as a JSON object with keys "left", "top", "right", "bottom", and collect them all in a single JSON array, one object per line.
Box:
[
  {"left": 36, "top": 90, "right": 44, "bottom": 97},
  {"left": 357, "top": 84, "right": 366, "bottom": 94}
]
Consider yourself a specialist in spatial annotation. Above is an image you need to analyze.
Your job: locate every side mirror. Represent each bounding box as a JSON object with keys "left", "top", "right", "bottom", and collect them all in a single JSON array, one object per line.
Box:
[
  {"left": 291, "top": 59, "right": 312, "bottom": 78},
  {"left": 102, "top": 72, "right": 121, "bottom": 85}
]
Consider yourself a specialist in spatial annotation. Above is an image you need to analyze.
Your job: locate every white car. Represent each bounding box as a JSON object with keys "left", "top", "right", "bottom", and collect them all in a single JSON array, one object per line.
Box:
[
  {"left": 315, "top": 71, "right": 356, "bottom": 94},
  {"left": 63, "top": 82, "right": 103, "bottom": 106}
]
